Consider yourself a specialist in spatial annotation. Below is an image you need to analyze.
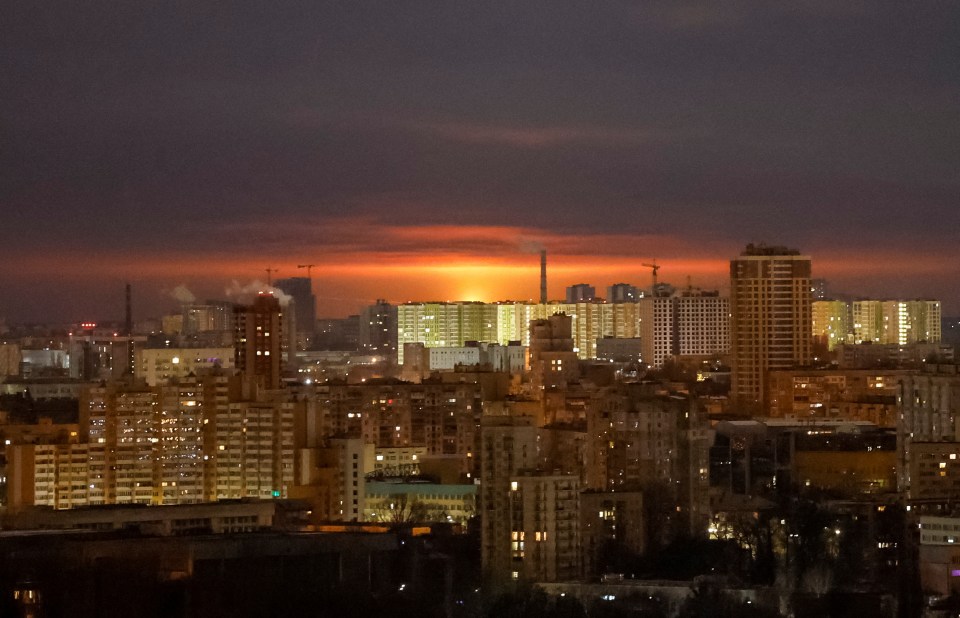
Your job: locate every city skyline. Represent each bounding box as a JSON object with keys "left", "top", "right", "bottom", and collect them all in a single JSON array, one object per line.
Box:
[
  {"left": 1, "top": 237, "right": 955, "bottom": 325},
  {"left": 3, "top": 3, "right": 958, "bottom": 321}
]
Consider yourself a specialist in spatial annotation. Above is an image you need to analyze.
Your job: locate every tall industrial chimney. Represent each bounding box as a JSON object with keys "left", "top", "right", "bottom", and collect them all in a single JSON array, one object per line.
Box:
[{"left": 539, "top": 250, "right": 547, "bottom": 304}]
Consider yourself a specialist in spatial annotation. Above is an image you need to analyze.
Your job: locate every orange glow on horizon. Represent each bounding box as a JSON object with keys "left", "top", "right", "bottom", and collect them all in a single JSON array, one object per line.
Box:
[{"left": 6, "top": 221, "right": 959, "bottom": 316}]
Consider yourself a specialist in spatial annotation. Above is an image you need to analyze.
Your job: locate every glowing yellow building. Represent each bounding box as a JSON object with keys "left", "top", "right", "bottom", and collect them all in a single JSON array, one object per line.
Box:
[
  {"left": 853, "top": 300, "right": 941, "bottom": 345},
  {"left": 812, "top": 300, "right": 850, "bottom": 351}
]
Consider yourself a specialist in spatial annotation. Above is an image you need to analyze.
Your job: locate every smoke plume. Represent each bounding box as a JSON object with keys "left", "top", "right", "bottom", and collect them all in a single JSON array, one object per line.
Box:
[{"left": 225, "top": 280, "right": 293, "bottom": 306}]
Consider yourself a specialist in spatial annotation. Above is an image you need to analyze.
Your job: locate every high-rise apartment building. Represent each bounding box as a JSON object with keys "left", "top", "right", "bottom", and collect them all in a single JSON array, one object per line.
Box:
[
  {"left": 508, "top": 473, "right": 581, "bottom": 581},
  {"left": 182, "top": 302, "right": 234, "bottom": 334},
  {"left": 359, "top": 299, "right": 397, "bottom": 360},
  {"left": 211, "top": 399, "right": 295, "bottom": 501},
  {"left": 399, "top": 300, "right": 729, "bottom": 365},
  {"left": 812, "top": 300, "right": 851, "bottom": 351},
  {"left": 565, "top": 284, "right": 596, "bottom": 303},
  {"left": 274, "top": 277, "right": 316, "bottom": 344},
  {"left": 853, "top": 300, "right": 942, "bottom": 345},
  {"left": 638, "top": 298, "right": 674, "bottom": 369},
  {"left": 479, "top": 415, "right": 539, "bottom": 581},
  {"left": 730, "top": 244, "right": 812, "bottom": 412},
  {"left": 638, "top": 293, "right": 730, "bottom": 368},
  {"left": 584, "top": 383, "right": 710, "bottom": 543},
  {"left": 327, "top": 437, "right": 371, "bottom": 521},
  {"left": 6, "top": 372, "right": 293, "bottom": 511},
  {"left": 6, "top": 443, "right": 94, "bottom": 510},
  {"left": 674, "top": 292, "right": 730, "bottom": 357},
  {"left": 524, "top": 302, "right": 640, "bottom": 360},
  {"left": 898, "top": 364, "right": 960, "bottom": 502},
  {"left": 396, "top": 302, "right": 498, "bottom": 362},
  {"left": 234, "top": 294, "right": 285, "bottom": 389},
  {"left": 607, "top": 283, "right": 641, "bottom": 303},
  {"left": 528, "top": 314, "right": 580, "bottom": 391}
]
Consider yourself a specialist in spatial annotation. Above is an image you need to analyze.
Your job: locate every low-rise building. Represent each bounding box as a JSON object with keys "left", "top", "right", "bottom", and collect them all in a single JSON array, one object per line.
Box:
[{"left": 364, "top": 481, "right": 476, "bottom": 526}]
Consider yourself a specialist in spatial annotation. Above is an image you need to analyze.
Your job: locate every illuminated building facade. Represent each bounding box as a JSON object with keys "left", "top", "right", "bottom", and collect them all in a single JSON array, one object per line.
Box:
[
  {"left": 853, "top": 300, "right": 942, "bottom": 345},
  {"left": 396, "top": 302, "right": 499, "bottom": 362},
  {"left": 5, "top": 373, "right": 293, "bottom": 511},
  {"left": 136, "top": 347, "right": 234, "bottom": 386},
  {"left": 812, "top": 300, "right": 851, "bottom": 351},
  {"left": 364, "top": 481, "right": 477, "bottom": 526},
  {"left": 730, "top": 245, "right": 812, "bottom": 412},
  {"left": 637, "top": 293, "right": 729, "bottom": 368},
  {"left": 211, "top": 400, "right": 295, "bottom": 501},
  {"left": 766, "top": 368, "right": 906, "bottom": 426},
  {"left": 182, "top": 302, "right": 234, "bottom": 334},
  {"left": 5, "top": 443, "right": 93, "bottom": 510},
  {"left": 397, "top": 342, "right": 525, "bottom": 377},
  {"left": 399, "top": 299, "right": 728, "bottom": 366}
]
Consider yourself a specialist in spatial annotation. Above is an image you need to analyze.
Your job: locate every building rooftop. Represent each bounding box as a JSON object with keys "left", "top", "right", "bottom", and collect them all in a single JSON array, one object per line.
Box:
[{"left": 740, "top": 243, "right": 801, "bottom": 256}]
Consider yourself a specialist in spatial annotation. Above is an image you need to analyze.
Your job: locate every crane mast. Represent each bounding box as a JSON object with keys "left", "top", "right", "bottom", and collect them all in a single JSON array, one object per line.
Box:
[{"left": 641, "top": 260, "right": 660, "bottom": 295}]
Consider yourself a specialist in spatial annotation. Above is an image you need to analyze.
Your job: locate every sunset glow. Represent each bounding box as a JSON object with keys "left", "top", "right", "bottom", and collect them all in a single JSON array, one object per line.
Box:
[{"left": 4, "top": 219, "right": 957, "bottom": 321}]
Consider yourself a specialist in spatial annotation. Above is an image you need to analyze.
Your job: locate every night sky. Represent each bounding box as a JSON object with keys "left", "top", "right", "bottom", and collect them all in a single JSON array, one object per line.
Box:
[{"left": 3, "top": 2, "right": 958, "bottom": 323}]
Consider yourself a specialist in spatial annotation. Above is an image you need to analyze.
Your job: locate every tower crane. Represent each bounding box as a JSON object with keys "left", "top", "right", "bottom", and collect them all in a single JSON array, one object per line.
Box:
[
  {"left": 265, "top": 268, "right": 277, "bottom": 286},
  {"left": 297, "top": 264, "right": 317, "bottom": 278},
  {"left": 641, "top": 260, "right": 660, "bottom": 293}
]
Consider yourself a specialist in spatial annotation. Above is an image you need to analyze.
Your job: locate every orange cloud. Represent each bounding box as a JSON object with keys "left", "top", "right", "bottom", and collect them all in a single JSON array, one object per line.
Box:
[{"left": 5, "top": 221, "right": 959, "bottom": 318}]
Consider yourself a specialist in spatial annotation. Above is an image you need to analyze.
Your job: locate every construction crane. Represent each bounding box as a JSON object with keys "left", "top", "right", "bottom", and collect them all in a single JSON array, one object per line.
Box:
[
  {"left": 297, "top": 264, "right": 317, "bottom": 278},
  {"left": 265, "top": 268, "right": 277, "bottom": 286},
  {"left": 641, "top": 260, "right": 660, "bottom": 293}
]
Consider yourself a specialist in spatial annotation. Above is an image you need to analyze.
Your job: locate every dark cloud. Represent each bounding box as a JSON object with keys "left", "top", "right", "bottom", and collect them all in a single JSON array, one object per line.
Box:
[{"left": 1, "top": 1, "right": 958, "bottom": 320}]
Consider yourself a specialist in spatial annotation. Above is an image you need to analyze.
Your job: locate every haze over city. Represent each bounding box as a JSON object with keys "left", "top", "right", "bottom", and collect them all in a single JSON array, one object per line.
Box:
[
  {"left": 6, "top": 3, "right": 960, "bottom": 617},
  {"left": 3, "top": 2, "right": 959, "bottom": 323}
]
